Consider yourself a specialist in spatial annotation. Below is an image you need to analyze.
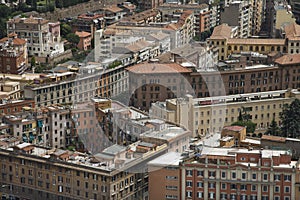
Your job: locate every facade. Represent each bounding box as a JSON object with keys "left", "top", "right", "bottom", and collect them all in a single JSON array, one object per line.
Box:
[
  {"left": 75, "top": 31, "right": 92, "bottom": 51},
  {"left": 140, "top": 0, "right": 163, "bottom": 10},
  {"left": 102, "top": 5, "right": 127, "bottom": 26},
  {"left": 150, "top": 89, "right": 300, "bottom": 137},
  {"left": 271, "top": 2, "right": 296, "bottom": 38},
  {"left": 251, "top": 0, "right": 263, "bottom": 35},
  {"left": 7, "top": 16, "right": 64, "bottom": 58},
  {"left": 148, "top": 146, "right": 299, "bottom": 200},
  {"left": 159, "top": 3, "right": 210, "bottom": 37},
  {"left": 181, "top": 147, "right": 298, "bottom": 200},
  {"left": 284, "top": 23, "right": 300, "bottom": 54},
  {"left": 0, "top": 100, "right": 35, "bottom": 115},
  {"left": 126, "top": 62, "right": 193, "bottom": 111},
  {"left": 0, "top": 33, "right": 28, "bottom": 74},
  {"left": 221, "top": 0, "right": 252, "bottom": 38},
  {"left": 208, "top": 24, "right": 286, "bottom": 60}
]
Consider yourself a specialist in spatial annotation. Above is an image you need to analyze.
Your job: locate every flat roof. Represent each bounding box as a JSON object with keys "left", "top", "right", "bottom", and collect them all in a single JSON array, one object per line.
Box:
[{"left": 148, "top": 151, "right": 183, "bottom": 166}]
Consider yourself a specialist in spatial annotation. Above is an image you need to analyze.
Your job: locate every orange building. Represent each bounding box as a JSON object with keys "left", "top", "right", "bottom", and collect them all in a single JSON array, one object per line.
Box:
[{"left": 75, "top": 31, "right": 92, "bottom": 51}]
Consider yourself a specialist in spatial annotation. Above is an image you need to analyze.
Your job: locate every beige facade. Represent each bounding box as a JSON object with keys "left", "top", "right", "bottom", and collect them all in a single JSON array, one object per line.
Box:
[{"left": 150, "top": 89, "right": 300, "bottom": 137}]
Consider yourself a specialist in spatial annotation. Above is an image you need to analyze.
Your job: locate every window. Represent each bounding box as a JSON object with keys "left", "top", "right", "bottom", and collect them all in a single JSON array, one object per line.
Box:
[
  {"left": 231, "top": 184, "right": 236, "bottom": 190},
  {"left": 166, "top": 176, "right": 177, "bottom": 180},
  {"left": 209, "top": 182, "right": 215, "bottom": 189},
  {"left": 186, "top": 191, "right": 192, "bottom": 198},
  {"left": 221, "top": 183, "right": 226, "bottom": 190},
  {"left": 186, "top": 170, "right": 193, "bottom": 176},
  {"left": 252, "top": 173, "right": 257, "bottom": 180},
  {"left": 221, "top": 171, "right": 226, "bottom": 178},
  {"left": 232, "top": 172, "right": 236, "bottom": 179},
  {"left": 242, "top": 172, "right": 246, "bottom": 180},
  {"left": 208, "top": 171, "right": 215, "bottom": 178},
  {"left": 197, "top": 182, "right": 203, "bottom": 188},
  {"left": 252, "top": 185, "right": 257, "bottom": 191},
  {"left": 274, "top": 174, "right": 281, "bottom": 181},
  {"left": 263, "top": 185, "right": 268, "bottom": 192},
  {"left": 197, "top": 192, "right": 203, "bottom": 198},
  {"left": 186, "top": 181, "right": 192, "bottom": 187},
  {"left": 284, "top": 175, "right": 291, "bottom": 181},
  {"left": 275, "top": 186, "right": 280, "bottom": 193},
  {"left": 241, "top": 184, "right": 247, "bottom": 190},
  {"left": 209, "top": 192, "right": 215, "bottom": 199},
  {"left": 166, "top": 186, "right": 177, "bottom": 190},
  {"left": 263, "top": 174, "right": 268, "bottom": 181},
  {"left": 284, "top": 186, "right": 290, "bottom": 193}
]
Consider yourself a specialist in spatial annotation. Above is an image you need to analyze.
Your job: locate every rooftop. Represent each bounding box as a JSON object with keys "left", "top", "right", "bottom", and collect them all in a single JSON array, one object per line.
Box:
[
  {"left": 223, "top": 126, "right": 245, "bottom": 132},
  {"left": 275, "top": 54, "right": 300, "bottom": 65},
  {"left": 210, "top": 24, "right": 232, "bottom": 39},
  {"left": 227, "top": 38, "right": 286, "bottom": 45},
  {"left": 126, "top": 63, "right": 192, "bottom": 74},
  {"left": 147, "top": 151, "right": 183, "bottom": 166},
  {"left": 75, "top": 31, "right": 91, "bottom": 38}
]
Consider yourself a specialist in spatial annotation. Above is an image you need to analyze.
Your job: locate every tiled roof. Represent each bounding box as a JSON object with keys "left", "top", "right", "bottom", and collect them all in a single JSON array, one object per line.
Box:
[
  {"left": 261, "top": 135, "right": 286, "bottom": 143},
  {"left": 104, "top": 5, "right": 123, "bottom": 13},
  {"left": 275, "top": 54, "right": 300, "bottom": 65},
  {"left": 227, "top": 38, "right": 285, "bottom": 45},
  {"left": 125, "top": 40, "right": 152, "bottom": 53},
  {"left": 284, "top": 23, "right": 300, "bottom": 40},
  {"left": 210, "top": 24, "right": 232, "bottom": 39},
  {"left": 8, "top": 16, "right": 49, "bottom": 24},
  {"left": 126, "top": 63, "right": 192, "bottom": 74},
  {"left": 75, "top": 31, "right": 91, "bottom": 38},
  {"left": 223, "top": 126, "right": 245, "bottom": 132},
  {"left": 0, "top": 37, "right": 26, "bottom": 45}
]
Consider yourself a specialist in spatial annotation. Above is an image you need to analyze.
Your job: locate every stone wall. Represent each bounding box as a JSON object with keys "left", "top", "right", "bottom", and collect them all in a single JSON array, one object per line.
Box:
[{"left": 40, "top": 0, "right": 124, "bottom": 21}]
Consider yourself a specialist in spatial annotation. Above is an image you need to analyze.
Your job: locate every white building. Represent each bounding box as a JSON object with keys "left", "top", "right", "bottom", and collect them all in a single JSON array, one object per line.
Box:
[{"left": 7, "top": 16, "right": 64, "bottom": 58}]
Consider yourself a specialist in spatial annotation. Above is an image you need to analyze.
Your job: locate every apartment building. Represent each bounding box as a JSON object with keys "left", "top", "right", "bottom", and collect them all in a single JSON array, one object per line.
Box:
[
  {"left": 284, "top": 23, "right": 300, "bottom": 54},
  {"left": 0, "top": 100, "right": 35, "bottom": 115},
  {"left": 0, "top": 33, "right": 28, "bottom": 74},
  {"left": 0, "top": 141, "right": 163, "bottom": 200},
  {"left": 102, "top": 5, "right": 127, "bottom": 26},
  {"left": 221, "top": 0, "right": 253, "bottom": 38},
  {"left": 271, "top": 2, "right": 296, "bottom": 38},
  {"left": 140, "top": 0, "right": 163, "bottom": 10},
  {"left": 150, "top": 89, "right": 300, "bottom": 137},
  {"left": 0, "top": 110, "right": 190, "bottom": 200},
  {"left": 6, "top": 16, "right": 64, "bottom": 58},
  {"left": 208, "top": 24, "right": 286, "bottom": 60},
  {"left": 126, "top": 62, "right": 193, "bottom": 111},
  {"left": 251, "top": 0, "right": 263, "bottom": 35},
  {"left": 149, "top": 147, "right": 299, "bottom": 200},
  {"left": 75, "top": 31, "right": 92, "bottom": 51},
  {"left": 159, "top": 3, "right": 210, "bottom": 37}
]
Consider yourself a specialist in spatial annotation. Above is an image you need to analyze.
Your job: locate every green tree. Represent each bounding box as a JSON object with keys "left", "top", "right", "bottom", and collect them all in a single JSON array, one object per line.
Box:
[
  {"left": 61, "top": 23, "right": 72, "bottom": 38},
  {"left": 232, "top": 106, "right": 257, "bottom": 133},
  {"left": 280, "top": 99, "right": 300, "bottom": 138},
  {"left": 31, "top": 56, "right": 36, "bottom": 68},
  {"left": 265, "top": 118, "right": 281, "bottom": 136},
  {"left": 66, "top": 33, "right": 79, "bottom": 47}
]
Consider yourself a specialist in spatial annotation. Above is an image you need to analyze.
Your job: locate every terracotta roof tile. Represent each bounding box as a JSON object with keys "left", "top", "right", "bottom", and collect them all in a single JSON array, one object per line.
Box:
[
  {"left": 104, "top": 5, "right": 123, "bottom": 13},
  {"left": 210, "top": 24, "right": 232, "bottom": 39},
  {"left": 0, "top": 37, "right": 26, "bottom": 45},
  {"left": 126, "top": 63, "right": 192, "bottom": 74},
  {"left": 261, "top": 135, "right": 286, "bottom": 143},
  {"left": 223, "top": 126, "right": 245, "bottom": 132},
  {"left": 284, "top": 23, "right": 300, "bottom": 40},
  {"left": 75, "top": 31, "right": 91, "bottom": 38},
  {"left": 227, "top": 38, "right": 285, "bottom": 45},
  {"left": 275, "top": 54, "right": 300, "bottom": 65}
]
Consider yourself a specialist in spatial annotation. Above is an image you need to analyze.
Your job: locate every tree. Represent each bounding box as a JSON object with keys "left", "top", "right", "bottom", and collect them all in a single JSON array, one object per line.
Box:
[
  {"left": 265, "top": 118, "right": 281, "bottom": 136},
  {"left": 280, "top": 99, "right": 300, "bottom": 138},
  {"left": 66, "top": 33, "right": 79, "bottom": 47},
  {"left": 231, "top": 106, "right": 257, "bottom": 133},
  {"left": 31, "top": 56, "right": 36, "bottom": 68},
  {"left": 61, "top": 23, "right": 72, "bottom": 38}
]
